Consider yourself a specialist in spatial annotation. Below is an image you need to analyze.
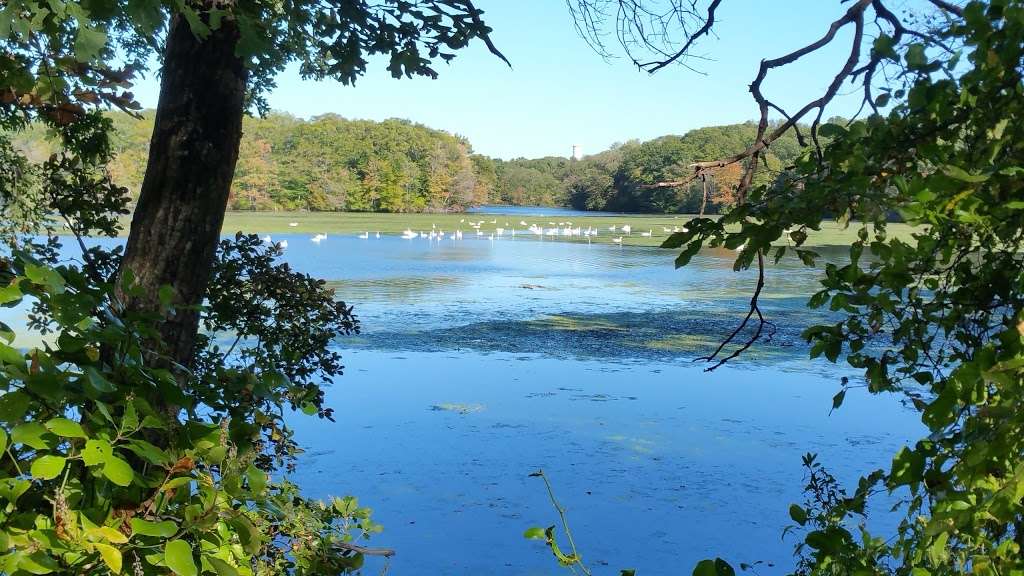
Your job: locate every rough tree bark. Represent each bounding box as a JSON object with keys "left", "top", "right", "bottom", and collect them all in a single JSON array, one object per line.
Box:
[{"left": 116, "top": 14, "right": 248, "bottom": 367}]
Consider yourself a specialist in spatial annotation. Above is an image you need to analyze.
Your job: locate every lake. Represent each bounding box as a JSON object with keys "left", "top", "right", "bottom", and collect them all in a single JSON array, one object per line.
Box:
[
  {"left": 6, "top": 230, "right": 919, "bottom": 575},
  {"left": 272, "top": 232, "right": 918, "bottom": 575}
]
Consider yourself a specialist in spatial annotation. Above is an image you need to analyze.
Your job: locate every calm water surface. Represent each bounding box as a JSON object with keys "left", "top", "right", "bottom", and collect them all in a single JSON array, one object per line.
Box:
[
  {"left": 10, "top": 232, "right": 919, "bottom": 575},
  {"left": 272, "top": 233, "right": 918, "bottom": 575}
]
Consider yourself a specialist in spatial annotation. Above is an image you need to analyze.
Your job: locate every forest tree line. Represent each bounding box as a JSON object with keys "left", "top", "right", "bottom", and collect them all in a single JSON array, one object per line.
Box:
[{"left": 12, "top": 111, "right": 806, "bottom": 213}]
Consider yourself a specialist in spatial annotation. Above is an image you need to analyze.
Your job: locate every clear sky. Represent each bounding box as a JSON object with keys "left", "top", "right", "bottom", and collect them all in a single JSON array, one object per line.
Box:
[{"left": 133, "top": 1, "right": 869, "bottom": 159}]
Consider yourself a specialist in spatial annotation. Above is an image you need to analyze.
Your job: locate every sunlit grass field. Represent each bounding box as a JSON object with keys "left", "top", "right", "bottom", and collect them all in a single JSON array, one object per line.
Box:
[{"left": 123, "top": 210, "right": 923, "bottom": 247}]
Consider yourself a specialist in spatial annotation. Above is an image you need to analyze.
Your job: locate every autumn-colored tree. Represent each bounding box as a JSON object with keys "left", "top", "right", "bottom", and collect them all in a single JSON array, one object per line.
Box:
[
  {"left": 231, "top": 138, "right": 277, "bottom": 210},
  {"left": 710, "top": 163, "right": 741, "bottom": 204}
]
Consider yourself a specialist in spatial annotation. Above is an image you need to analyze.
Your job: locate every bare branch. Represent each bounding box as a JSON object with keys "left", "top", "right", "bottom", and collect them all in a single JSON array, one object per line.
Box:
[
  {"left": 568, "top": 0, "right": 966, "bottom": 368},
  {"left": 644, "top": 0, "right": 722, "bottom": 73},
  {"left": 332, "top": 542, "right": 396, "bottom": 558},
  {"left": 698, "top": 249, "right": 766, "bottom": 371},
  {"left": 926, "top": 0, "right": 964, "bottom": 17}
]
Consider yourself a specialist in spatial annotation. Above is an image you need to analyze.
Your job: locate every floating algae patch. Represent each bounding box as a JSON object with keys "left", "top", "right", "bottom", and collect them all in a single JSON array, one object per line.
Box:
[
  {"left": 429, "top": 403, "right": 485, "bottom": 415},
  {"left": 606, "top": 434, "right": 658, "bottom": 455},
  {"left": 643, "top": 334, "right": 722, "bottom": 352},
  {"left": 346, "top": 304, "right": 823, "bottom": 366},
  {"left": 325, "top": 276, "right": 461, "bottom": 301},
  {"left": 527, "top": 314, "right": 629, "bottom": 332}
]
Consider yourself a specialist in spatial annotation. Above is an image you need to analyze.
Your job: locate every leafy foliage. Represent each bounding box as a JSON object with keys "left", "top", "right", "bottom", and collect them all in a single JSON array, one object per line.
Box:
[
  {"left": 0, "top": 106, "right": 380, "bottom": 573},
  {"left": 0, "top": 0, "right": 503, "bottom": 114},
  {"left": 659, "top": 1, "right": 1024, "bottom": 573},
  {"left": 0, "top": 250, "right": 382, "bottom": 575}
]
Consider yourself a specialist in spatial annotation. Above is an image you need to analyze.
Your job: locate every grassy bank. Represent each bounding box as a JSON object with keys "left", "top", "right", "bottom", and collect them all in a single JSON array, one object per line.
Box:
[{"left": 125, "top": 210, "right": 921, "bottom": 248}]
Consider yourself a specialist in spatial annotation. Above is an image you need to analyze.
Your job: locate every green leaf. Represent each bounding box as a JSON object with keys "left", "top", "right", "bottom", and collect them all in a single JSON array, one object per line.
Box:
[
  {"left": 0, "top": 390, "right": 30, "bottom": 422},
  {"left": 245, "top": 464, "right": 267, "bottom": 494},
  {"left": 131, "top": 518, "right": 178, "bottom": 538},
  {"left": 121, "top": 401, "right": 139, "bottom": 432},
  {"left": 23, "top": 263, "right": 65, "bottom": 294},
  {"left": 674, "top": 241, "right": 702, "bottom": 269},
  {"left": 788, "top": 504, "right": 808, "bottom": 525},
  {"left": 93, "top": 542, "right": 122, "bottom": 574},
  {"left": 180, "top": 6, "right": 210, "bottom": 39},
  {"left": 158, "top": 284, "right": 175, "bottom": 307},
  {"left": 207, "top": 557, "right": 240, "bottom": 576},
  {"left": 227, "top": 515, "right": 260, "bottom": 555},
  {"left": 660, "top": 231, "right": 690, "bottom": 249},
  {"left": 523, "top": 526, "right": 546, "bottom": 540},
  {"left": 872, "top": 34, "right": 897, "bottom": 60},
  {"left": 693, "top": 558, "right": 735, "bottom": 576},
  {"left": 0, "top": 282, "right": 21, "bottom": 305},
  {"left": 82, "top": 438, "right": 112, "bottom": 466},
  {"left": 122, "top": 439, "right": 171, "bottom": 466},
  {"left": 84, "top": 366, "right": 116, "bottom": 393},
  {"left": 163, "top": 476, "right": 193, "bottom": 491},
  {"left": 818, "top": 123, "right": 846, "bottom": 138},
  {"left": 74, "top": 25, "right": 107, "bottom": 61},
  {"left": 165, "top": 539, "right": 198, "bottom": 576},
  {"left": 12, "top": 422, "right": 52, "bottom": 450},
  {"left": 796, "top": 249, "right": 818, "bottom": 266},
  {"left": 18, "top": 551, "right": 59, "bottom": 574},
  {"left": 941, "top": 164, "right": 989, "bottom": 183},
  {"left": 88, "top": 526, "right": 129, "bottom": 544},
  {"left": 693, "top": 559, "right": 717, "bottom": 576},
  {"left": 45, "top": 417, "right": 86, "bottom": 438},
  {"left": 0, "top": 428, "right": 6, "bottom": 454},
  {"left": 905, "top": 43, "right": 927, "bottom": 69},
  {"left": 890, "top": 446, "right": 925, "bottom": 487},
  {"left": 831, "top": 389, "right": 846, "bottom": 412},
  {"left": 30, "top": 455, "right": 66, "bottom": 480},
  {"left": 0, "top": 478, "right": 30, "bottom": 502},
  {"left": 103, "top": 455, "right": 134, "bottom": 486}
]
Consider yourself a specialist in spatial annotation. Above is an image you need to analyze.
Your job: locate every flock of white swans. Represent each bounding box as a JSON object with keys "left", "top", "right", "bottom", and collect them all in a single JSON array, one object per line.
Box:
[{"left": 259, "top": 219, "right": 691, "bottom": 249}]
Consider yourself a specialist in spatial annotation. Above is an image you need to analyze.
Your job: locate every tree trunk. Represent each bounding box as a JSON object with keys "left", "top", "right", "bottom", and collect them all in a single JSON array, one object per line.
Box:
[
  {"left": 698, "top": 174, "right": 709, "bottom": 217},
  {"left": 116, "top": 14, "right": 248, "bottom": 367}
]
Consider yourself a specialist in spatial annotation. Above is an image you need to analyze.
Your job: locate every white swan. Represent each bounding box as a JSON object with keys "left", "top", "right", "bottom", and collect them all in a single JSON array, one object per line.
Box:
[
  {"left": 288, "top": 222, "right": 298, "bottom": 227},
  {"left": 278, "top": 240, "right": 288, "bottom": 249},
  {"left": 612, "top": 237, "right": 623, "bottom": 244},
  {"left": 358, "top": 232, "right": 369, "bottom": 239}
]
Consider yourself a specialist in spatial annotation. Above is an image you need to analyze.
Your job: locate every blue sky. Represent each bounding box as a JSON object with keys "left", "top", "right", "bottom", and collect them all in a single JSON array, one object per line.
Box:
[{"left": 134, "top": 1, "right": 868, "bottom": 159}]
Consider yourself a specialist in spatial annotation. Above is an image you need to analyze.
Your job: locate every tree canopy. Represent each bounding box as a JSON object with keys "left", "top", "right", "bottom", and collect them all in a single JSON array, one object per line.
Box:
[{"left": 11, "top": 114, "right": 805, "bottom": 214}]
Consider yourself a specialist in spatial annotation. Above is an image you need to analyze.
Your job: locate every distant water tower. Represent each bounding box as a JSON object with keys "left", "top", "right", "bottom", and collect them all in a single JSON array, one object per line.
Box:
[{"left": 571, "top": 144, "right": 582, "bottom": 161}]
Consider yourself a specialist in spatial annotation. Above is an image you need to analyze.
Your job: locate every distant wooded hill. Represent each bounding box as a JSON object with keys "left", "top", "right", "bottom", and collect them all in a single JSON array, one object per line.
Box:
[{"left": 11, "top": 111, "right": 806, "bottom": 214}]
